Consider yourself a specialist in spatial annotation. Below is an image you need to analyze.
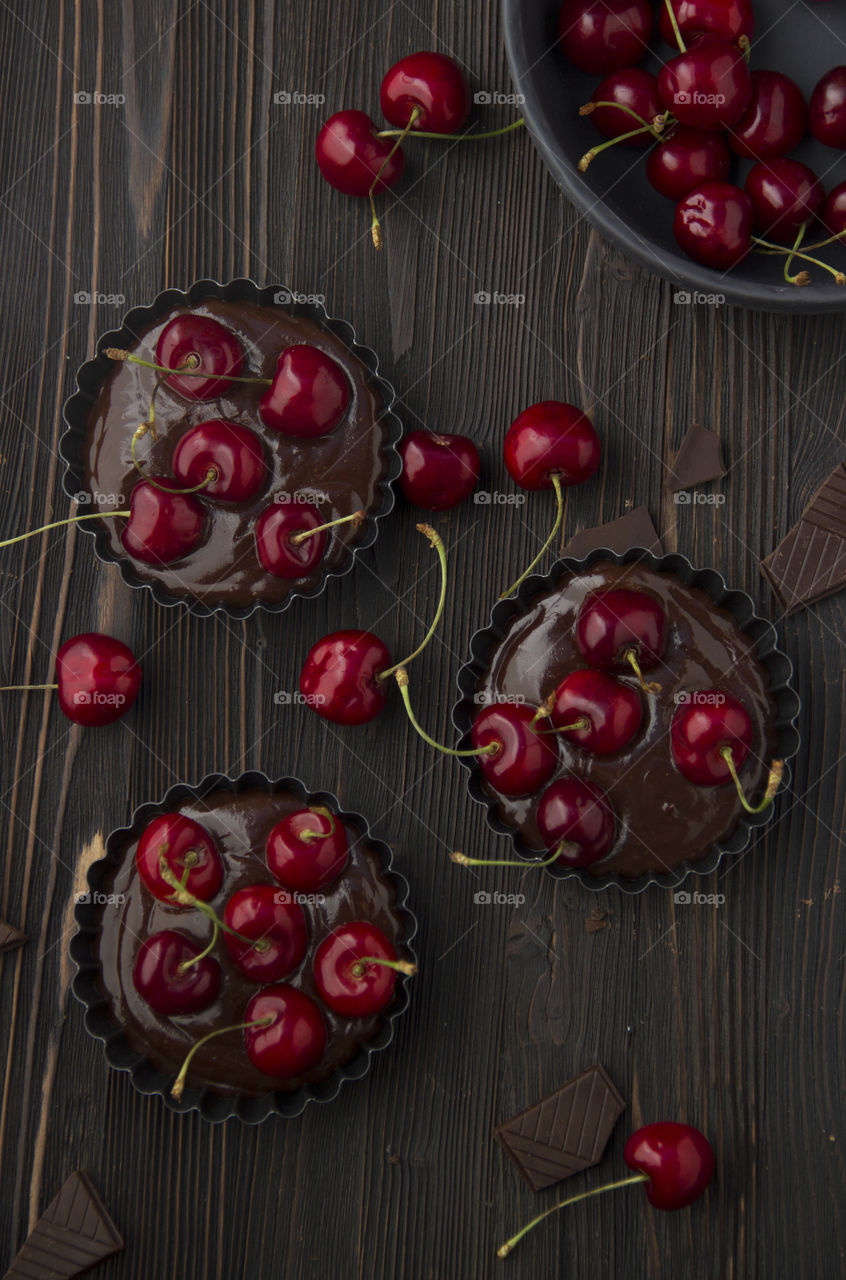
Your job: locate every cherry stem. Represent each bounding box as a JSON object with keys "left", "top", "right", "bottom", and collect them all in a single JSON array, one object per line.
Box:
[
  {"left": 299, "top": 805, "right": 337, "bottom": 842},
  {"left": 171, "top": 1015, "right": 273, "bottom": 1101},
  {"left": 351, "top": 955, "right": 418, "bottom": 979},
  {"left": 395, "top": 667, "right": 499, "bottom": 758},
  {"left": 0, "top": 510, "right": 131, "bottom": 548},
  {"left": 624, "top": 648, "right": 661, "bottom": 695},
  {"left": 579, "top": 101, "right": 666, "bottom": 140},
  {"left": 500, "top": 473, "right": 564, "bottom": 600},
  {"left": 290, "top": 509, "right": 365, "bottom": 545},
  {"left": 738, "top": 33, "right": 751, "bottom": 62},
  {"left": 663, "top": 0, "right": 686, "bottom": 52},
  {"left": 370, "top": 106, "right": 421, "bottom": 250},
  {"left": 157, "top": 855, "right": 270, "bottom": 952},
  {"left": 378, "top": 524, "right": 447, "bottom": 681},
  {"left": 0, "top": 683, "right": 58, "bottom": 692},
  {"left": 450, "top": 847, "right": 567, "bottom": 869},
  {"left": 720, "top": 748, "right": 784, "bottom": 814},
  {"left": 178, "top": 920, "right": 220, "bottom": 971},
  {"left": 795, "top": 228, "right": 846, "bottom": 253},
  {"left": 752, "top": 237, "right": 846, "bottom": 284},
  {"left": 376, "top": 117, "right": 525, "bottom": 142},
  {"left": 783, "top": 222, "right": 810, "bottom": 287},
  {"left": 578, "top": 125, "right": 658, "bottom": 171},
  {"left": 104, "top": 348, "right": 272, "bottom": 385},
  {"left": 539, "top": 716, "right": 591, "bottom": 735},
  {"left": 497, "top": 1173, "right": 649, "bottom": 1258}
]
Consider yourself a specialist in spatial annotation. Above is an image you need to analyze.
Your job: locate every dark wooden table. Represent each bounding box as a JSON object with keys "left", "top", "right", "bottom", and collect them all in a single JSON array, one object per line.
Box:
[{"left": 0, "top": 4, "right": 843, "bottom": 1278}]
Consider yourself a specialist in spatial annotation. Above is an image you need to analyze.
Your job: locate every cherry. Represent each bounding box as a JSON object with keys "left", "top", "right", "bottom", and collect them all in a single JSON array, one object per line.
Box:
[
  {"left": 728, "top": 70, "right": 808, "bottom": 160},
  {"left": 259, "top": 344, "right": 350, "bottom": 438},
  {"left": 745, "top": 159, "right": 824, "bottom": 244},
  {"left": 136, "top": 812, "right": 224, "bottom": 903},
  {"left": 576, "top": 587, "right": 667, "bottom": 692},
  {"left": 172, "top": 420, "right": 266, "bottom": 501},
  {"left": 646, "top": 125, "right": 731, "bottom": 200},
  {"left": 584, "top": 69, "right": 663, "bottom": 147},
  {"left": 243, "top": 984, "right": 327, "bottom": 1077},
  {"left": 398, "top": 431, "right": 480, "bottom": 510},
  {"left": 121, "top": 478, "right": 205, "bottom": 564},
  {"left": 671, "top": 690, "right": 783, "bottom": 811},
  {"left": 315, "top": 110, "right": 405, "bottom": 197},
  {"left": 266, "top": 807, "right": 349, "bottom": 892},
  {"left": 380, "top": 52, "right": 470, "bottom": 134},
  {"left": 536, "top": 775, "right": 616, "bottom": 866},
  {"left": 549, "top": 668, "right": 642, "bottom": 754},
  {"left": 222, "top": 884, "right": 307, "bottom": 983},
  {"left": 658, "top": 36, "right": 752, "bottom": 132},
  {"left": 658, "top": 0, "right": 754, "bottom": 46},
  {"left": 822, "top": 181, "right": 846, "bottom": 236},
  {"left": 53, "top": 632, "right": 141, "bottom": 727},
  {"left": 673, "top": 181, "right": 753, "bottom": 269},
  {"left": 314, "top": 921, "right": 415, "bottom": 1016},
  {"left": 154, "top": 314, "right": 244, "bottom": 401},
  {"left": 623, "top": 1122, "right": 715, "bottom": 1209},
  {"left": 557, "top": 0, "right": 653, "bottom": 76},
  {"left": 504, "top": 401, "right": 601, "bottom": 492},
  {"left": 471, "top": 703, "right": 560, "bottom": 798},
  {"left": 809, "top": 66, "right": 846, "bottom": 149},
  {"left": 300, "top": 630, "right": 391, "bottom": 725},
  {"left": 132, "top": 930, "right": 221, "bottom": 1016},
  {"left": 254, "top": 502, "right": 327, "bottom": 579}
]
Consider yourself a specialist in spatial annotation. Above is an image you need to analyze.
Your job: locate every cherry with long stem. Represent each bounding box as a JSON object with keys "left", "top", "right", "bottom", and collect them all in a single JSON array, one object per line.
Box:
[
  {"left": 290, "top": 509, "right": 365, "bottom": 546},
  {"left": 370, "top": 106, "right": 421, "bottom": 249},
  {"left": 578, "top": 123, "right": 663, "bottom": 172},
  {"left": 157, "top": 856, "right": 270, "bottom": 954},
  {"left": 497, "top": 1174, "right": 649, "bottom": 1259},
  {"left": 721, "top": 749, "right": 784, "bottom": 813},
  {"left": 376, "top": 118, "right": 525, "bottom": 142},
  {"left": 376, "top": 525, "right": 448, "bottom": 683},
  {"left": 395, "top": 667, "right": 498, "bottom": 757},
  {"left": 171, "top": 1015, "right": 273, "bottom": 1101},
  {"left": 500, "top": 474, "right": 564, "bottom": 601},
  {"left": 0, "top": 509, "right": 131, "bottom": 548},
  {"left": 104, "top": 348, "right": 271, "bottom": 386}
]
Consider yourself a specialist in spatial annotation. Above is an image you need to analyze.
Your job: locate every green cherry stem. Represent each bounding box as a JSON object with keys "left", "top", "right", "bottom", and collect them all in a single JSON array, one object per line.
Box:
[
  {"left": 178, "top": 920, "right": 220, "bottom": 971},
  {"left": 538, "top": 717, "right": 590, "bottom": 736},
  {"left": 377, "top": 524, "right": 448, "bottom": 681},
  {"left": 450, "top": 847, "right": 567, "bottom": 869},
  {"left": 171, "top": 1015, "right": 273, "bottom": 1101},
  {"left": 500, "top": 473, "right": 564, "bottom": 600},
  {"left": 370, "top": 106, "right": 421, "bottom": 250},
  {"left": 720, "top": 748, "right": 784, "bottom": 814},
  {"left": 0, "top": 509, "right": 131, "bottom": 548},
  {"left": 395, "top": 668, "right": 499, "bottom": 758},
  {"left": 376, "top": 117, "right": 525, "bottom": 142},
  {"left": 351, "top": 955, "right": 418, "bottom": 979},
  {"left": 579, "top": 101, "right": 667, "bottom": 139},
  {"left": 497, "top": 1173, "right": 650, "bottom": 1259},
  {"left": 624, "top": 647, "right": 661, "bottom": 695},
  {"left": 663, "top": 0, "right": 687, "bottom": 52},
  {"left": 157, "top": 856, "right": 270, "bottom": 952},
  {"left": 752, "top": 237, "right": 846, "bottom": 284},
  {"left": 299, "top": 806, "right": 337, "bottom": 842},
  {"left": 290, "top": 509, "right": 366, "bottom": 545},
  {"left": 578, "top": 124, "right": 658, "bottom": 171},
  {"left": 104, "top": 347, "right": 272, "bottom": 385},
  {"left": 0, "top": 682, "right": 58, "bottom": 692}
]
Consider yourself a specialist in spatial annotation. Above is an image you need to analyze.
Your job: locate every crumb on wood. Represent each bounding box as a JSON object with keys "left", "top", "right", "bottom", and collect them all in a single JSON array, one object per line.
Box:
[{"left": 585, "top": 907, "right": 610, "bottom": 933}]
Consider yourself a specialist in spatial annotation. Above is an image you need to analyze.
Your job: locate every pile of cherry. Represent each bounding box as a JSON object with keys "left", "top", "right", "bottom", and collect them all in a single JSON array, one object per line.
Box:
[{"left": 565, "top": 0, "right": 846, "bottom": 280}]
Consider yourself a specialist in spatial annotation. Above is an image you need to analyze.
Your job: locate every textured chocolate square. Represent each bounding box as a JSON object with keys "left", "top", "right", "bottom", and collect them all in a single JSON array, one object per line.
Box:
[
  {"left": 3, "top": 1171, "right": 123, "bottom": 1279},
  {"left": 494, "top": 1064, "right": 625, "bottom": 1192},
  {"left": 562, "top": 506, "right": 663, "bottom": 559},
  {"left": 761, "top": 463, "right": 846, "bottom": 613},
  {"left": 0, "top": 919, "right": 26, "bottom": 955},
  {"left": 667, "top": 424, "right": 726, "bottom": 491}
]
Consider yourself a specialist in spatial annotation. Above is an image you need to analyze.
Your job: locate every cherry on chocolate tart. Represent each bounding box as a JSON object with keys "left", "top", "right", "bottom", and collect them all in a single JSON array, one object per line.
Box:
[
  {"left": 537, "top": 776, "right": 617, "bottom": 867},
  {"left": 314, "top": 921, "right": 416, "bottom": 1016},
  {"left": 155, "top": 314, "right": 245, "bottom": 401},
  {"left": 266, "top": 807, "right": 349, "bottom": 892},
  {"left": 136, "top": 813, "right": 224, "bottom": 903},
  {"left": 133, "top": 931, "right": 222, "bottom": 1016},
  {"left": 172, "top": 420, "right": 267, "bottom": 501},
  {"left": 222, "top": 884, "right": 308, "bottom": 982},
  {"left": 259, "top": 344, "right": 351, "bottom": 437},
  {"left": 548, "top": 668, "right": 643, "bottom": 754}
]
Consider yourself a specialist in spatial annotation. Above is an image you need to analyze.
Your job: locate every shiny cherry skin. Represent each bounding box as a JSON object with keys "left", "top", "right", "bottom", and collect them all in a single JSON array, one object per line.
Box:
[
  {"left": 646, "top": 125, "right": 730, "bottom": 200},
  {"left": 121, "top": 478, "right": 205, "bottom": 565},
  {"left": 55, "top": 632, "right": 142, "bottom": 727},
  {"left": 576, "top": 587, "right": 667, "bottom": 672},
  {"left": 223, "top": 884, "right": 307, "bottom": 982},
  {"left": 673, "top": 181, "right": 753, "bottom": 269},
  {"left": 266, "top": 807, "right": 349, "bottom": 892},
  {"left": 557, "top": 0, "right": 653, "bottom": 76},
  {"left": 172, "top": 420, "right": 266, "bottom": 501},
  {"left": 658, "top": 0, "right": 754, "bottom": 45},
  {"left": 588, "top": 69, "right": 663, "bottom": 146},
  {"left": 380, "top": 52, "right": 470, "bottom": 133},
  {"left": 136, "top": 812, "right": 224, "bottom": 904},
  {"left": 549, "top": 668, "right": 642, "bottom": 754},
  {"left": 728, "top": 70, "right": 808, "bottom": 159},
  {"left": 623, "top": 1122, "right": 715, "bottom": 1209},
  {"left": 254, "top": 502, "right": 327, "bottom": 579},
  {"left": 259, "top": 344, "right": 350, "bottom": 438},
  {"left": 821, "top": 181, "right": 846, "bottom": 236},
  {"left": 398, "top": 431, "right": 480, "bottom": 510},
  {"left": 314, "top": 921, "right": 400, "bottom": 1016},
  {"left": 658, "top": 36, "right": 752, "bottom": 132},
  {"left": 132, "top": 930, "right": 221, "bottom": 1016},
  {"left": 745, "top": 159, "right": 824, "bottom": 244},
  {"left": 244, "top": 983, "right": 327, "bottom": 1077},
  {"left": 315, "top": 109, "right": 405, "bottom": 197},
  {"left": 536, "top": 776, "right": 616, "bottom": 867},
  {"left": 671, "top": 691, "right": 752, "bottom": 786},
  {"left": 299, "top": 630, "right": 391, "bottom": 725},
  {"left": 809, "top": 66, "right": 846, "bottom": 149},
  {"left": 504, "top": 401, "right": 600, "bottom": 492},
  {"left": 155, "top": 314, "right": 244, "bottom": 401},
  {"left": 470, "top": 703, "right": 559, "bottom": 799}
]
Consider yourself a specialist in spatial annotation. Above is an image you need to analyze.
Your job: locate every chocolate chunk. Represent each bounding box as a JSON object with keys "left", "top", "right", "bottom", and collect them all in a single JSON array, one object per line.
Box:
[
  {"left": 761, "top": 462, "right": 846, "bottom": 613},
  {"left": 0, "top": 920, "right": 26, "bottom": 955},
  {"left": 494, "top": 1064, "right": 625, "bottom": 1191},
  {"left": 3, "top": 1171, "right": 123, "bottom": 1279},
  {"left": 667, "top": 424, "right": 726, "bottom": 492},
  {"left": 563, "top": 506, "right": 663, "bottom": 559}
]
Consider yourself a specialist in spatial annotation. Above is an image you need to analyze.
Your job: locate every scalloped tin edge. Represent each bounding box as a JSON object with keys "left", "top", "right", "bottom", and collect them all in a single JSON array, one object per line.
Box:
[
  {"left": 60, "top": 279, "right": 404, "bottom": 619},
  {"left": 451, "top": 546, "right": 801, "bottom": 895},
  {"left": 70, "top": 771, "right": 417, "bottom": 1123}
]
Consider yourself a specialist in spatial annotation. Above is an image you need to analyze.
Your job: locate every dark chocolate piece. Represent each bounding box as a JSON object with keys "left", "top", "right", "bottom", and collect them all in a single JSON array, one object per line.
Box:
[
  {"left": 562, "top": 506, "right": 663, "bottom": 560},
  {"left": 667, "top": 424, "right": 726, "bottom": 491},
  {"left": 494, "top": 1064, "right": 625, "bottom": 1191},
  {"left": 761, "top": 463, "right": 846, "bottom": 613},
  {"left": 3, "top": 1171, "right": 123, "bottom": 1279},
  {"left": 0, "top": 919, "right": 26, "bottom": 955}
]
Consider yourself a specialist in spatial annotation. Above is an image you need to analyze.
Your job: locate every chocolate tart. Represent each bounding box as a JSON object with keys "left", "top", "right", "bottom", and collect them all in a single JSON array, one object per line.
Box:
[
  {"left": 453, "top": 548, "right": 800, "bottom": 893},
  {"left": 60, "top": 280, "right": 402, "bottom": 618},
  {"left": 70, "top": 772, "right": 416, "bottom": 1123}
]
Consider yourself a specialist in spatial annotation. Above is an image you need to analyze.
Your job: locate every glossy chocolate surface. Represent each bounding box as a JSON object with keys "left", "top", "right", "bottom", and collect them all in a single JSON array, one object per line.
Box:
[
  {"left": 475, "top": 561, "right": 776, "bottom": 878},
  {"left": 83, "top": 299, "right": 387, "bottom": 607}
]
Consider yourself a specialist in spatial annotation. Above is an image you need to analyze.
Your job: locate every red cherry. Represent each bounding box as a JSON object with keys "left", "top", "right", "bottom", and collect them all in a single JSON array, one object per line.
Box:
[
  {"left": 222, "top": 884, "right": 307, "bottom": 982},
  {"left": 155, "top": 314, "right": 244, "bottom": 401},
  {"left": 673, "top": 181, "right": 753, "bottom": 270},
  {"left": 658, "top": 0, "right": 754, "bottom": 45},
  {"left": 822, "top": 181, "right": 846, "bottom": 236},
  {"left": 315, "top": 109, "right": 405, "bottom": 197},
  {"left": 588, "top": 69, "right": 663, "bottom": 146},
  {"left": 136, "top": 813, "right": 224, "bottom": 904},
  {"left": 314, "top": 921, "right": 401, "bottom": 1016},
  {"left": 745, "top": 159, "right": 824, "bottom": 244},
  {"left": 172, "top": 419, "right": 266, "bottom": 502},
  {"left": 55, "top": 632, "right": 141, "bottom": 727},
  {"left": 254, "top": 502, "right": 327, "bottom": 579},
  {"left": 132, "top": 930, "right": 221, "bottom": 1016},
  {"left": 398, "top": 431, "right": 480, "bottom": 510},
  {"left": 670, "top": 690, "right": 751, "bottom": 785},
  {"left": 121, "top": 478, "right": 205, "bottom": 565},
  {"left": 300, "top": 630, "right": 391, "bottom": 725},
  {"left": 259, "top": 344, "right": 350, "bottom": 438},
  {"left": 504, "top": 401, "right": 601, "bottom": 492},
  {"left": 658, "top": 36, "right": 752, "bottom": 131},
  {"left": 536, "top": 775, "right": 616, "bottom": 866},
  {"left": 646, "top": 125, "right": 731, "bottom": 200},
  {"left": 809, "top": 66, "right": 846, "bottom": 149},
  {"left": 266, "top": 807, "right": 349, "bottom": 892},
  {"left": 471, "top": 703, "right": 559, "bottom": 798},
  {"left": 728, "top": 70, "right": 808, "bottom": 159},
  {"left": 549, "top": 668, "right": 642, "bottom": 754},
  {"left": 244, "top": 984, "right": 327, "bottom": 1077},
  {"left": 557, "top": 0, "right": 653, "bottom": 76},
  {"left": 380, "top": 52, "right": 470, "bottom": 134},
  {"left": 576, "top": 587, "right": 667, "bottom": 675},
  {"left": 623, "top": 1122, "right": 715, "bottom": 1209}
]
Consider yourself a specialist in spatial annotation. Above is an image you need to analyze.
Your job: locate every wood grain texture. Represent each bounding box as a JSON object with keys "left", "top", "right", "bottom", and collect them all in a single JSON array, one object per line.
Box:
[{"left": 0, "top": 2, "right": 843, "bottom": 1278}]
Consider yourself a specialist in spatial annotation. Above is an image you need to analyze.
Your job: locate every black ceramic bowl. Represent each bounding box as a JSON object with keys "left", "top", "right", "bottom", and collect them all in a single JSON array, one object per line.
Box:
[
  {"left": 61, "top": 280, "right": 403, "bottom": 618},
  {"left": 503, "top": 0, "right": 846, "bottom": 313},
  {"left": 452, "top": 547, "right": 800, "bottom": 893},
  {"left": 70, "top": 771, "right": 417, "bottom": 1123}
]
